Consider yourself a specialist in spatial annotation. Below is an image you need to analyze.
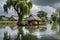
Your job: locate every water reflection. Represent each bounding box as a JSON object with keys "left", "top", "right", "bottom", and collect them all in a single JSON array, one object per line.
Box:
[
  {"left": 10, "top": 25, "right": 18, "bottom": 30},
  {"left": 58, "top": 22, "right": 60, "bottom": 32},
  {"left": 51, "top": 22, "right": 58, "bottom": 32},
  {"left": 0, "top": 23, "right": 60, "bottom": 40},
  {"left": 0, "top": 25, "right": 18, "bottom": 40},
  {"left": 39, "top": 35, "right": 60, "bottom": 40}
]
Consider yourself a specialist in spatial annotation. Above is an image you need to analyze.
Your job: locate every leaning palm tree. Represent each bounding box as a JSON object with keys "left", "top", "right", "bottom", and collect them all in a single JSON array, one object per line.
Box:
[{"left": 3, "top": 0, "right": 32, "bottom": 25}]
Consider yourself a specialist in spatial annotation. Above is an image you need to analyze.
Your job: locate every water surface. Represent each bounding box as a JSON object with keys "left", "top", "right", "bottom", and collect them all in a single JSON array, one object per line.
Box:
[{"left": 0, "top": 23, "right": 60, "bottom": 40}]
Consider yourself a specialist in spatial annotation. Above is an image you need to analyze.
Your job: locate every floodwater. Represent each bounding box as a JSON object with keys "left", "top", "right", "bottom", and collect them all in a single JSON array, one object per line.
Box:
[{"left": 0, "top": 23, "right": 60, "bottom": 40}]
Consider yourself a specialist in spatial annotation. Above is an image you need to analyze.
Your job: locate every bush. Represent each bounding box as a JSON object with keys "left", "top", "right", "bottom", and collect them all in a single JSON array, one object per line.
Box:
[{"left": 37, "top": 11, "right": 47, "bottom": 18}]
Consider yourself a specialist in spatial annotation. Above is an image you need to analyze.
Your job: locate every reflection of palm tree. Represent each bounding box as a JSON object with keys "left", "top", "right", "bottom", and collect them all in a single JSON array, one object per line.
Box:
[
  {"left": 51, "top": 22, "right": 58, "bottom": 32},
  {"left": 15, "top": 27, "right": 23, "bottom": 40}
]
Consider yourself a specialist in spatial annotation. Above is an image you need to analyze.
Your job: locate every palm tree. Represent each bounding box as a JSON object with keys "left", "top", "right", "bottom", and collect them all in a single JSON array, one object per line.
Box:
[{"left": 3, "top": 0, "right": 32, "bottom": 25}]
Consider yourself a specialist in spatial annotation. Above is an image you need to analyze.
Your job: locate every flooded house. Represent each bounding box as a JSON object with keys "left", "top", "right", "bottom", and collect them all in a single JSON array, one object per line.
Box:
[
  {"left": 25, "top": 15, "right": 41, "bottom": 25},
  {"left": 10, "top": 15, "right": 18, "bottom": 21}
]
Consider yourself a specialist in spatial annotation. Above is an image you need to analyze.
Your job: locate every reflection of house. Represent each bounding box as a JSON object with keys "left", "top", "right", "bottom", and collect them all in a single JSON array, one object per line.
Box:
[
  {"left": 10, "top": 15, "right": 18, "bottom": 21},
  {"left": 10, "top": 25, "right": 18, "bottom": 30},
  {"left": 25, "top": 15, "right": 41, "bottom": 25}
]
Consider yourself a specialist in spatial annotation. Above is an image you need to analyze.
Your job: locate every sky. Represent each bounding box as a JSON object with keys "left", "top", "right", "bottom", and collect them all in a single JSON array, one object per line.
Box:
[{"left": 0, "top": 0, "right": 60, "bottom": 17}]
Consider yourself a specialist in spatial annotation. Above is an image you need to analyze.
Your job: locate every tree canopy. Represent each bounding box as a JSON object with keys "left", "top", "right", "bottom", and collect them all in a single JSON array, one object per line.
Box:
[
  {"left": 37, "top": 11, "right": 47, "bottom": 18},
  {"left": 3, "top": 0, "right": 32, "bottom": 25}
]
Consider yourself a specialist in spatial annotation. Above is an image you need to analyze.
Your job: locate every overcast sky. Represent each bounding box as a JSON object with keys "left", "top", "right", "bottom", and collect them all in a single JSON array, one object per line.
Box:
[{"left": 0, "top": 0, "right": 60, "bottom": 17}]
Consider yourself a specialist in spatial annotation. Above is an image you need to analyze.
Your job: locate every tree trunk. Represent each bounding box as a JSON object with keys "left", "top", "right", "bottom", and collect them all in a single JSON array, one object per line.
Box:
[
  {"left": 17, "top": 13, "right": 24, "bottom": 26},
  {"left": 17, "top": 17, "right": 23, "bottom": 26}
]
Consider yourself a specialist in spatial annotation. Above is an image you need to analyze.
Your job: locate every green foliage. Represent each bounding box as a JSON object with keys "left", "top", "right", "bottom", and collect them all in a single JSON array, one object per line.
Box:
[
  {"left": 41, "top": 17, "right": 47, "bottom": 24},
  {"left": 27, "top": 0, "right": 32, "bottom": 9},
  {"left": 3, "top": 0, "right": 32, "bottom": 25},
  {"left": 0, "top": 21, "right": 17, "bottom": 25},
  {"left": 37, "top": 11, "right": 47, "bottom": 18},
  {"left": 22, "top": 34, "right": 38, "bottom": 40},
  {"left": 37, "top": 11, "right": 48, "bottom": 24},
  {"left": 51, "top": 12, "right": 58, "bottom": 22}
]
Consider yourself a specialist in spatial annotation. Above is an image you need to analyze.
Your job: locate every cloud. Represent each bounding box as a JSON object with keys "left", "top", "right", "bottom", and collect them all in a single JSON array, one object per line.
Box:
[
  {"left": 0, "top": 0, "right": 7, "bottom": 16},
  {"left": 31, "top": 5, "right": 41, "bottom": 15},
  {"left": 31, "top": 5, "right": 56, "bottom": 17},
  {"left": 0, "top": 0, "right": 17, "bottom": 17},
  {"left": 0, "top": 0, "right": 7, "bottom": 7},
  {"left": 52, "top": 3, "right": 60, "bottom": 8},
  {"left": 32, "top": 0, "right": 60, "bottom": 8},
  {"left": 39, "top": 6, "right": 56, "bottom": 17}
]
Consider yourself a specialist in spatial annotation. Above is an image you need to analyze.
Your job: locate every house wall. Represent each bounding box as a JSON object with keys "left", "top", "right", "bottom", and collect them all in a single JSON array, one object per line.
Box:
[
  {"left": 29, "top": 21, "right": 40, "bottom": 25},
  {"left": 32, "top": 21, "right": 38, "bottom": 24}
]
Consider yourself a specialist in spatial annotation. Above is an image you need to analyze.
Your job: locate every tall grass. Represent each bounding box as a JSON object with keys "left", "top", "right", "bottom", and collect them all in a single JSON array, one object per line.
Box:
[{"left": 0, "top": 21, "right": 17, "bottom": 25}]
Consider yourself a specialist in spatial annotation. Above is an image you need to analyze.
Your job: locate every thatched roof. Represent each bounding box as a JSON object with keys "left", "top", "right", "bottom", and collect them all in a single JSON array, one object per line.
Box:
[
  {"left": 25, "top": 15, "right": 41, "bottom": 21},
  {"left": 10, "top": 15, "right": 18, "bottom": 21},
  {"left": 1, "top": 17, "right": 9, "bottom": 21}
]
